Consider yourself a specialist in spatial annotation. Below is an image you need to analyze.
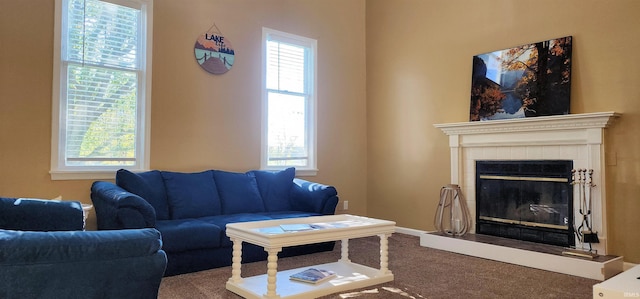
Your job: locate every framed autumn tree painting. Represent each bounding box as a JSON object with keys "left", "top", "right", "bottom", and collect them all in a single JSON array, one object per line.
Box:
[{"left": 469, "top": 36, "right": 572, "bottom": 121}]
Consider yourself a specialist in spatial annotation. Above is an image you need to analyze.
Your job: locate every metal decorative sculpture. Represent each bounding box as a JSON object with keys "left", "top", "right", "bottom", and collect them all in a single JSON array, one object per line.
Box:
[{"left": 434, "top": 184, "right": 472, "bottom": 236}]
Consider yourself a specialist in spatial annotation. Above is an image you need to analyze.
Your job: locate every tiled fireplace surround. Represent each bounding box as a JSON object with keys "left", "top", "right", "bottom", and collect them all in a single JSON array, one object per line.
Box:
[{"left": 419, "top": 111, "right": 623, "bottom": 280}]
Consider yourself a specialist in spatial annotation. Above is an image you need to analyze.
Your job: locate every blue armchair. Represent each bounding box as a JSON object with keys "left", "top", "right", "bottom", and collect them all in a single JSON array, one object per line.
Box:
[{"left": 0, "top": 197, "right": 167, "bottom": 299}]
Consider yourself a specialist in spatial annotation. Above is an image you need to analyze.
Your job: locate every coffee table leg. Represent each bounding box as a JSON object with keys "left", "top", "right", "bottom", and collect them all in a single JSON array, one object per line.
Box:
[
  {"left": 379, "top": 234, "right": 392, "bottom": 275},
  {"left": 340, "top": 238, "right": 350, "bottom": 262},
  {"left": 264, "top": 247, "right": 282, "bottom": 298},
  {"left": 229, "top": 238, "right": 243, "bottom": 283}
]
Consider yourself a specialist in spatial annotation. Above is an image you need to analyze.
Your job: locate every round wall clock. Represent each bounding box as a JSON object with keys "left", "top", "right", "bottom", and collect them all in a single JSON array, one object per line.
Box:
[{"left": 194, "top": 24, "right": 235, "bottom": 74}]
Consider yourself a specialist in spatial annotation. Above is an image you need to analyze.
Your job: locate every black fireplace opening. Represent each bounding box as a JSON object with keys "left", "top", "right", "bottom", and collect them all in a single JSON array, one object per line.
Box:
[{"left": 475, "top": 160, "right": 574, "bottom": 247}]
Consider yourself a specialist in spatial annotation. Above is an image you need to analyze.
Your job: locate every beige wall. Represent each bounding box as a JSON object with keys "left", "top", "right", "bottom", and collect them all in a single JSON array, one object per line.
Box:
[
  {"left": 1, "top": 0, "right": 638, "bottom": 263},
  {"left": 0, "top": 0, "right": 368, "bottom": 228},
  {"left": 149, "top": 0, "right": 368, "bottom": 217},
  {"left": 367, "top": 0, "right": 640, "bottom": 262}
]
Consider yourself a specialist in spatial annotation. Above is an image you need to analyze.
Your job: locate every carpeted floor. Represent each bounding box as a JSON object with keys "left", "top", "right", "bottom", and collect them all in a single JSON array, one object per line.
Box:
[{"left": 158, "top": 233, "right": 598, "bottom": 298}]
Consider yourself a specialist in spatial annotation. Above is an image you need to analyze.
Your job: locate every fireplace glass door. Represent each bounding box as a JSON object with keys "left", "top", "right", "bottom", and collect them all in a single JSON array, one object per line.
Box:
[{"left": 475, "top": 160, "right": 574, "bottom": 247}]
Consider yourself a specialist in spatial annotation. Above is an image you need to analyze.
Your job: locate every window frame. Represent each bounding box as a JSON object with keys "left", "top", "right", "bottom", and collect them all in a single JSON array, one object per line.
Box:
[
  {"left": 51, "top": 0, "right": 153, "bottom": 180},
  {"left": 261, "top": 27, "right": 318, "bottom": 176}
]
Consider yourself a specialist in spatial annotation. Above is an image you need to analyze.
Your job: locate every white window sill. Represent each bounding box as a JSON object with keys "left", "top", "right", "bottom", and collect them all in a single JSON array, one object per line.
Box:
[
  {"left": 294, "top": 168, "right": 318, "bottom": 177},
  {"left": 50, "top": 170, "right": 122, "bottom": 181},
  {"left": 260, "top": 167, "right": 318, "bottom": 177}
]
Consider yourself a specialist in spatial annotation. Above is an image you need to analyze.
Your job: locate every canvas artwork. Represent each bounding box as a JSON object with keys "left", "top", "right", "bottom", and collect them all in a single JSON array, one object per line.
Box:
[{"left": 469, "top": 36, "right": 572, "bottom": 121}]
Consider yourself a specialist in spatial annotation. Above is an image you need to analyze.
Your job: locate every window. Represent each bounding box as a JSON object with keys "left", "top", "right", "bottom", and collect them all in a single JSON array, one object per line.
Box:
[
  {"left": 52, "top": 0, "right": 152, "bottom": 180},
  {"left": 262, "top": 28, "right": 317, "bottom": 175}
]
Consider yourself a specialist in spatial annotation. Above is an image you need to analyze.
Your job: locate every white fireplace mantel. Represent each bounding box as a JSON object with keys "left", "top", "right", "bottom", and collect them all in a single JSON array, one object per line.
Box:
[
  {"left": 435, "top": 111, "right": 620, "bottom": 149},
  {"left": 433, "top": 111, "right": 620, "bottom": 255},
  {"left": 435, "top": 111, "right": 619, "bottom": 135}
]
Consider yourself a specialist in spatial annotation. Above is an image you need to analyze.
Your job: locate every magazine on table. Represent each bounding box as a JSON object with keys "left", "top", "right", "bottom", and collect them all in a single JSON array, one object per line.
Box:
[{"left": 289, "top": 268, "right": 336, "bottom": 284}]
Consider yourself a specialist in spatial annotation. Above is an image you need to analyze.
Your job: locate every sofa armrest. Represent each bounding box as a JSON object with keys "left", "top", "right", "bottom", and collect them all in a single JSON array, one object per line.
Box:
[
  {"left": 0, "top": 197, "right": 84, "bottom": 231},
  {"left": 290, "top": 178, "right": 339, "bottom": 215},
  {"left": 91, "top": 181, "right": 156, "bottom": 230},
  {"left": 0, "top": 228, "right": 166, "bottom": 299}
]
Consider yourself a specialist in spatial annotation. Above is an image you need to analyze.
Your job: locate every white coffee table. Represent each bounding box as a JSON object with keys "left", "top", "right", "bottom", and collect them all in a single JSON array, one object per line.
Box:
[{"left": 225, "top": 214, "right": 396, "bottom": 299}]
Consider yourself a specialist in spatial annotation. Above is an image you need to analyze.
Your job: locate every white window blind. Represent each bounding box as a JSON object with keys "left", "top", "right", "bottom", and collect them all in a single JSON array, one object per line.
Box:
[
  {"left": 52, "top": 0, "right": 152, "bottom": 179},
  {"left": 262, "top": 28, "right": 317, "bottom": 173},
  {"left": 266, "top": 42, "right": 305, "bottom": 93}
]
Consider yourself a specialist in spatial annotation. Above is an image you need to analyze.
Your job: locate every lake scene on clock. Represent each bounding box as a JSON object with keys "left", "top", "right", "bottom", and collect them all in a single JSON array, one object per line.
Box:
[
  {"left": 194, "top": 27, "right": 235, "bottom": 75},
  {"left": 469, "top": 36, "right": 572, "bottom": 121}
]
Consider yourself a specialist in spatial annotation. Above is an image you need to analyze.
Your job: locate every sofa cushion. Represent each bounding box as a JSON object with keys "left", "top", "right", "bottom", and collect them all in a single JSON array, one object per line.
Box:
[
  {"left": 161, "top": 171, "right": 221, "bottom": 219},
  {"left": 116, "top": 169, "right": 170, "bottom": 220},
  {"left": 212, "top": 170, "right": 265, "bottom": 214},
  {"left": 155, "top": 219, "right": 222, "bottom": 252},
  {"left": 251, "top": 167, "right": 295, "bottom": 212}
]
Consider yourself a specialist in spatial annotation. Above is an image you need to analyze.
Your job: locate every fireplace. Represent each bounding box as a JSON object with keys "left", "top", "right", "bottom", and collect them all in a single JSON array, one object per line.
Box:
[
  {"left": 430, "top": 111, "right": 619, "bottom": 254},
  {"left": 419, "top": 112, "right": 622, "bottom": 280},
  {"left": 475, "top": 160, "right": 574, "bottom": 247}
]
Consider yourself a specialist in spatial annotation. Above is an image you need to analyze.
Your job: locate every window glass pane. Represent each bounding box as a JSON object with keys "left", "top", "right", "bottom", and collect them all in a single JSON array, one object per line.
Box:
[
  {"left": 66, "top": 0, "right": 139, "bottom": 69},
  {"left": 267, "top": 92, "right": 307, "bottom": 166},
  {"left": 266, "top": 40, "right": 305, "bottom": 93},
  {"left": 265, "top": 41, "right": 279, "bottom": 90},
  {"left": 65, "top": 64, "right": 137, "bottom": 166}
]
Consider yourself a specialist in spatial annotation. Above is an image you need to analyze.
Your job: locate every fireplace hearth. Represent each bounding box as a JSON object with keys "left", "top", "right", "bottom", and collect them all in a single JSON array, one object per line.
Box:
[{"left": 475, "top": 160, "right": 574, "bottom": 247}]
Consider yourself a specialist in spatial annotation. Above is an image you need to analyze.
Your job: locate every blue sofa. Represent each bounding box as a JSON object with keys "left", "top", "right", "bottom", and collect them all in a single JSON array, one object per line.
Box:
[
  {"left": 0, "top": 197, "right": 167, "bottom": 299},
  {"left": 90, "top": 167, "right": 339, "bottom": 276}
]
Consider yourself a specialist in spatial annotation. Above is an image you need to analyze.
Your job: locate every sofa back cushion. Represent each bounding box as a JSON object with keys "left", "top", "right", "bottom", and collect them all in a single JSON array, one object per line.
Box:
[
  {"left": 251, "top": 167, "right": 295, "bottom": 212},
  {"left": 161, "top": 171, "right": 222, "bottom": 219},
  {"left": 212, "top": 170, "right": 265, "bottom": 214},
  {"left": 116, "top": 169, "right": 170, "bottom": 220}
]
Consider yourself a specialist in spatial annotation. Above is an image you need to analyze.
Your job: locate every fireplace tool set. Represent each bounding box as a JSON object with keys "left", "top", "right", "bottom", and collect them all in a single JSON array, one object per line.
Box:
[
  {"left": 434, "top": 184, "right": 472, "bottom": 236},
  {"left": 563, "top": 169, "right": 600, "bottom": 258}
]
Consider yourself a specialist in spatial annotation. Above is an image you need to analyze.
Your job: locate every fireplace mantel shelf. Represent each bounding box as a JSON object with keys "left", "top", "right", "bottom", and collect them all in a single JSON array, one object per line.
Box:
[
  {"left": 434, "top": 112, "right": 620, "bottom": 148},
  {"left": 434, "top": 111, "right": 620, "bottom": 136}
]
